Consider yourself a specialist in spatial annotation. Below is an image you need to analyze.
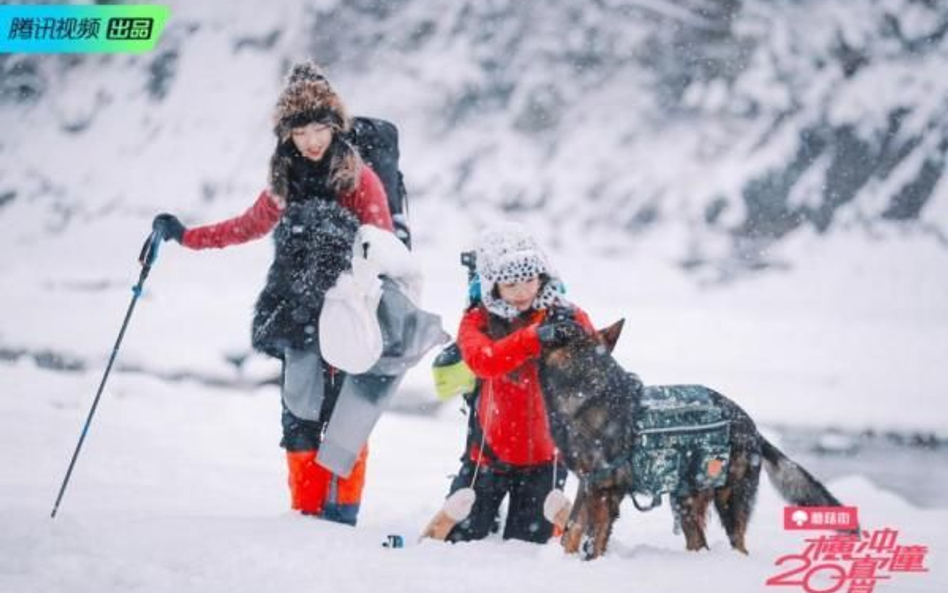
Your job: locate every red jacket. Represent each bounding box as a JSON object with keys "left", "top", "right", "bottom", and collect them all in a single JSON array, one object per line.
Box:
[
  {"left": 458, "top": 305, "right": 594, "bottom": 468},
  {"left": 181, "top": 166, "right": 393, "bottom": 249}
]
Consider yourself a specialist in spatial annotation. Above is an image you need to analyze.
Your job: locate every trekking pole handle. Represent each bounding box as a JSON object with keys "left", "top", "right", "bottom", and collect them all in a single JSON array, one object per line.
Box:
[
  {"left": 138, "top": 229, "right": 161, "bottom": 266},
  {"left": 136, "top": 230, "right": 162, "bottom": 288}
]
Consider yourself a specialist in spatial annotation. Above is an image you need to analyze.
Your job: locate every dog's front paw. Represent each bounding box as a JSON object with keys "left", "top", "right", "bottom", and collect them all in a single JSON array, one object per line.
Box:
[{"left": 561, "top": 522, "right": 583, "bottom": 554}]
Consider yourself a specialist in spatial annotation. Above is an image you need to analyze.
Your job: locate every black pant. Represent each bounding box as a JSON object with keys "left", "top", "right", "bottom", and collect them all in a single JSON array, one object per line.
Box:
[{"left": 446, "top": 461, "right": 567, "bottom": 544}]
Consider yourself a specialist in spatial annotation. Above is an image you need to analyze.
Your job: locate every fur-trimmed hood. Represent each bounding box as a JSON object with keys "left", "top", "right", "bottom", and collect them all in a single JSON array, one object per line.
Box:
[
  {"left": 269, "top": 61, "right": 362, "bottom": 199},
  {"left": 475, "top": 222, "right": 568, "bottom": 319}
]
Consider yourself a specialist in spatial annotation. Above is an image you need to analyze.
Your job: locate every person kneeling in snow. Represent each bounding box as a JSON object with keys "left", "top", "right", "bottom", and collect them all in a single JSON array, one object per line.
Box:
[
  {"left": 431, "top": 223, "right": 595, "bottom": 544},
  {"left": 150, "top": 61, "right": 444, "bottom": 525}
]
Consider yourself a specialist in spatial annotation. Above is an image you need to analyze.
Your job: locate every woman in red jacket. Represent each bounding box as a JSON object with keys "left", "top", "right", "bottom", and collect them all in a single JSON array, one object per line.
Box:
[
  {"left": 151, "top": 61, "right": 393, "bottom": 525},
  {"left": 446, "top": 223, "right": 594, "bottom": 543}
]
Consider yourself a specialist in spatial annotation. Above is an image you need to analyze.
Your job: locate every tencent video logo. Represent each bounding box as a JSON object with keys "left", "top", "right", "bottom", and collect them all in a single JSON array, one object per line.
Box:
[{"left": 0, "top": 5, "right": 169, "bottom": 53}]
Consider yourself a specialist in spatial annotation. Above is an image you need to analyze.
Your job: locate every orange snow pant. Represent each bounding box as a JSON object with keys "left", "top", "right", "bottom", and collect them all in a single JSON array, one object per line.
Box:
[{"left": 286, "top": 446, "right": 368, "bottom": 525}]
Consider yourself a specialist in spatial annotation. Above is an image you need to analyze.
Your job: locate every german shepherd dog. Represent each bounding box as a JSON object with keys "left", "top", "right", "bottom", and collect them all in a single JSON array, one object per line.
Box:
[{"left": 538, "top": 319, "right": 844, "bottom": 559}]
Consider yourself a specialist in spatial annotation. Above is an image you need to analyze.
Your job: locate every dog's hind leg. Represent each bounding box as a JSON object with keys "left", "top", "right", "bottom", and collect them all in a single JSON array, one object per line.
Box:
[
  {"left": 713, "top": 485, "right": 746, "bottom": 554},
  {"left": 677, "top": 491, "right": 713, "bottom": 551},
  {"left": 714, "top": 450, "right": 761, "bottom": 554}
]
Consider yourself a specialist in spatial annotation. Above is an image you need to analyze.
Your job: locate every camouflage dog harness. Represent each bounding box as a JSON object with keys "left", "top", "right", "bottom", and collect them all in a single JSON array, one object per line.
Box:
[{"left": 628, "top": 385, "right": 731, "bottom": 511}]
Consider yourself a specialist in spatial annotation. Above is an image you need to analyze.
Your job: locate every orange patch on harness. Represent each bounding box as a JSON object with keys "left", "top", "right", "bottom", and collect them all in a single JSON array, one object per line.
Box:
[{"left": 707, "top": 458, "right": 724, "bottom": 478}]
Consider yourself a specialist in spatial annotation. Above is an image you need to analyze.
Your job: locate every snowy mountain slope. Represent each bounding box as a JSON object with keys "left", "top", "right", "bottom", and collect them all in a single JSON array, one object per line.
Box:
[
  {"left": 0, "top": 0, "right": 944, "bottom": 429},
  {"left": 1, "top": 0, "right": 946, "bottom": 271}
]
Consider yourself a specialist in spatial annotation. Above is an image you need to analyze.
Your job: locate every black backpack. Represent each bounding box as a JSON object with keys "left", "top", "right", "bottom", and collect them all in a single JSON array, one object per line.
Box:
[{"left": 345, "top": 117, "right": 411, "bottom": 248}]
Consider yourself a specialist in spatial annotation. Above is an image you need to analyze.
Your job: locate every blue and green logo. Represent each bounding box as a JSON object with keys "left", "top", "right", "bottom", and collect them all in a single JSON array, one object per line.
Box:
[{"left": 0, "top": 5, "right": 169, "bottom": 53}]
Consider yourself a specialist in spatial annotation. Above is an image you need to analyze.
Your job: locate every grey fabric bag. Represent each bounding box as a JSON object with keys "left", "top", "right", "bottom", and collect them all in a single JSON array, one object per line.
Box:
[
  {"left": 282, "top": 349, "right": 325, "bottom": 422},
  {"left": 318, "top": 279, "right": 448, "bottom": 476}
]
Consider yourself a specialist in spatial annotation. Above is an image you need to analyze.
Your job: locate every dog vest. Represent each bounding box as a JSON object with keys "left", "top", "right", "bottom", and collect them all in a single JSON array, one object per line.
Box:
[{"left": 628, "top": 384, "right": 731, "bottom": 510}]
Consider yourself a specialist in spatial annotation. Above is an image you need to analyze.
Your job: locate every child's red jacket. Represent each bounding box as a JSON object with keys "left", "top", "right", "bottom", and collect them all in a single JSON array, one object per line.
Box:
[{"left": 457, "top": 305, "right": 594, "bottom": 468}]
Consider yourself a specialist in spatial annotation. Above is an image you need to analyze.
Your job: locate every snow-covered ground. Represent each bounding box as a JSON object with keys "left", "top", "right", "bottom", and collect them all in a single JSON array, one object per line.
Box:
[
  {"left": 1, "top": 200, "right": 947, "bottom": 592},
  {"left": 1, "top": 356, "right": 946, "bottom": 593}
]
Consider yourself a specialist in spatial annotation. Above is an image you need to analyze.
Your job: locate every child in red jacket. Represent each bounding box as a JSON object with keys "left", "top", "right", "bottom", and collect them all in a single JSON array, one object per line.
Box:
[
  {"left": 151, "top": 61, "right": 392, "bottom": 525},
  {"left": 444, "top": 223, "right": 594, "bottom": 543}
]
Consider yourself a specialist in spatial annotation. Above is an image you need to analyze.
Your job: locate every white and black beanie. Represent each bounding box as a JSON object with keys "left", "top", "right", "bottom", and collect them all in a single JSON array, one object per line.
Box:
[{"left": 475, "top": 222, "right": 568, "bottom": 319}]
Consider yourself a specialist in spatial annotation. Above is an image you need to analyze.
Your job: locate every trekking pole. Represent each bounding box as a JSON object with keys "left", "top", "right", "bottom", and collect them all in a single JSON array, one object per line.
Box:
[{"left": 50, "top": 230, "right": 164, "bottom": 518}]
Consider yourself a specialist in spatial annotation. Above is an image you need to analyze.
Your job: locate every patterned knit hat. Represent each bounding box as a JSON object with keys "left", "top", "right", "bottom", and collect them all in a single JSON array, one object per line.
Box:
[
  {"left": 273, "top": 61, "right": 351, "bottom": 138},
  {"left": 475, "top": 222, "right": 567, "bottom": 319},
  {"left": 269, "top": 60, "right": 361, "bottom": 197}
]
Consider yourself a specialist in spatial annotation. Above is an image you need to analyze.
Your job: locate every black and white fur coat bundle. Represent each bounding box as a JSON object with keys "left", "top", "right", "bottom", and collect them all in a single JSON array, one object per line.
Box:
[{"left": 251, "top": 198, "right": 359, "bottom": 358}]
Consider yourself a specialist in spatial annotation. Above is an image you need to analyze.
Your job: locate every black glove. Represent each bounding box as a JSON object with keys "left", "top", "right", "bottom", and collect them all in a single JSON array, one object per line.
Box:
[
  {"left": 152, "top": 213, "right": 186, "bottom": 243},
  {"left": 536, "top": 318, "right": 586, "bottom": 349}
]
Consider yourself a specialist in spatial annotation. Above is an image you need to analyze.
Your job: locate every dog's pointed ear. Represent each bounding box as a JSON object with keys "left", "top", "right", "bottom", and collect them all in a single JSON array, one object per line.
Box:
[{"left": 597, "top": 319, "right": 624, "bottom": 353}]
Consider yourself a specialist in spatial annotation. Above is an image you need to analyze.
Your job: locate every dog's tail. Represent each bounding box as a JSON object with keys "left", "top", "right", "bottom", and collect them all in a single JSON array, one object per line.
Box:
[{"left": 760, "top": 438, "right": 842, "bottom": 507}]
